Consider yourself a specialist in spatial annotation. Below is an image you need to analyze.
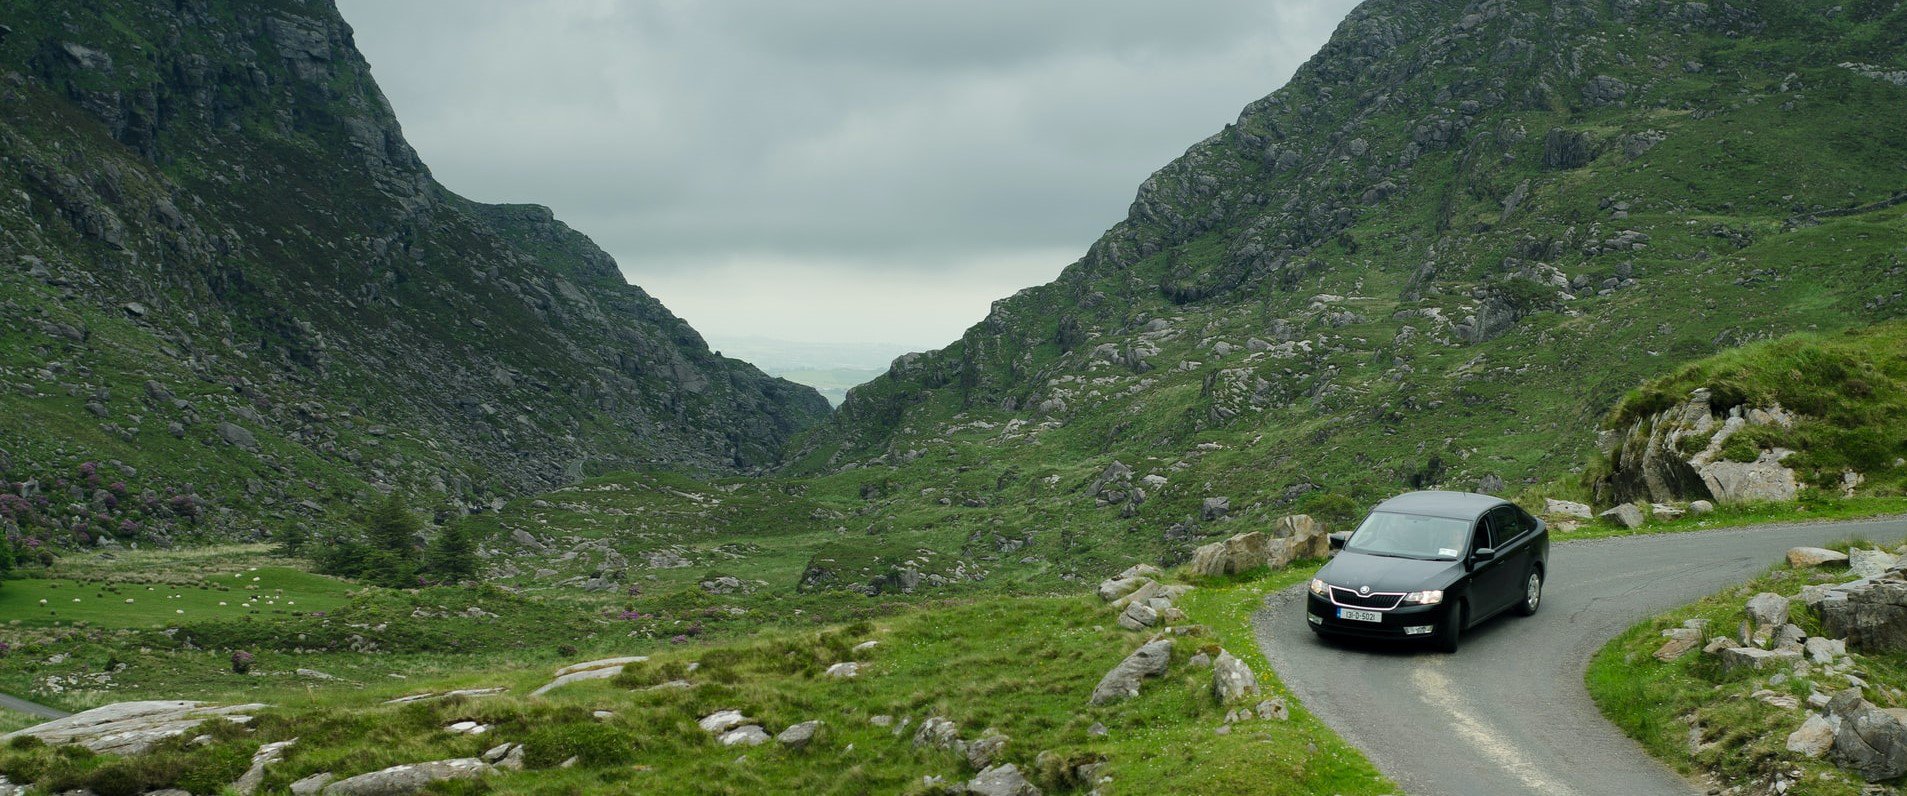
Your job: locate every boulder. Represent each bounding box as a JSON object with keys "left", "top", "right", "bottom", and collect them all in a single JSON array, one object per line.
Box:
[
  {"left": 967, "top": 763, "right": 1041, "bottom": 796},
  {"left": 290, "top": 773, "right": 336, "bottom": 796},
  {"left": 1830, "top": 689, "right": 1907, "bottom": 780},
  {"left": 217, "top": 422, "right": 260, "bottom": 451},
  {"left": 1688, "top": 500, "right": 1715, "bottom": 515},
  {"left": 825, "top": 661, "right": 860, "bottom": 678},
  {"left": 531, "top": 662, "right": 637, "bottom": 696},
  {"left": 321, "top": 758, "right": 489, "bottom": 796},
  {"left": 1111, "top": 579, "right": 1163, "bottom": 610},
  {"left": 1745, "top": 592, "right": 1790, "bottom": 634},
  {"left": 913, "top": 717, "right": 962, "bottom": 751},
  {"left": 553, "top": 656, "right": 648, "bottom": 677},
  {"left": 1188, "top": 532, "right": 1268, "bottom": 577},
  {"left": 1718, "top": 646, "right": 1802, "bottom": 673},
  {"left": 1806, "top": 636, "right": 1847, "bottom": 664},
  {"left": 1789, "top": 547, "right": 1851, "bottom": 568},
  {"left": 776, "top": 720, "right": 823, "bottom": 751},
  {"left": 1201, "top": 496, "right": 1231, "bottom": 520},
  {"left": 1211, "top": 650, "right": 1259, "bottom": 703},
  {"left": 1599, "top": 504, "right": 1644, "bottom": 529},
  {"left": 1090, "top": 640, "right": 1173, "bottom": 705},
  {"left": 1268, "top": 514, "right": 1329, "bottom": 565},
  {"left": 1817, "top": 580, "right": 1907, "bottom": 653},
  {"left": 1787, "top": 714, "right": 1839, "bottom": 758},
  {"left": 1118, "top": 563, "right": 1162, "bottom": 580},
  {"left": 1850, "top": 549, "right": 1899, "bottom": 579},
  {"left": 1, "top": 700, "right": 267, "bottom": 755},
  {"left": 698, "top": 710, "right": 752, "bottom": 734},
  {"left": 1543, "top": 499, "right": 1593, "bottom": 520}
]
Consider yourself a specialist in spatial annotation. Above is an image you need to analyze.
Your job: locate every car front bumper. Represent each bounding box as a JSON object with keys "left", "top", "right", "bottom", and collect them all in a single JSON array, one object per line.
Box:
[{"left": 1305, "top": 591, "right": 1453, "bottom": 640}]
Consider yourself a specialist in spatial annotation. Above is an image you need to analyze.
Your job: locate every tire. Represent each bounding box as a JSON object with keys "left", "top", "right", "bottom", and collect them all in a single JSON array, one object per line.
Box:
[
  {"left": 1433, "top": 603, "right": 1463, "bottom": 653},
  {"left": 1514, "top": 568, "right": 1543, "bottom": 617}
]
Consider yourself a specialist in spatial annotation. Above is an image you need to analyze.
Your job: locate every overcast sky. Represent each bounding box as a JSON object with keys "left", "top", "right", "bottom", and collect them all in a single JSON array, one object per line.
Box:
[{"left": 337, "top": 0, "right": 1358, "bottom": 359}]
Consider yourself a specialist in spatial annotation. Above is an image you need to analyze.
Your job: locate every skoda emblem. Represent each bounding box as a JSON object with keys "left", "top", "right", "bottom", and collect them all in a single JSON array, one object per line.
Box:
[{"left": 1358, "top": 585, "right": 1372, "bottom": 596}]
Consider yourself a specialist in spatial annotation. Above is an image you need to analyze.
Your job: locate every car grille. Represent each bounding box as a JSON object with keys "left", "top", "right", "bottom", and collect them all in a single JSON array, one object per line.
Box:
[{"left": 1330, "top": 587, "right": 1404, "bottom": 610}]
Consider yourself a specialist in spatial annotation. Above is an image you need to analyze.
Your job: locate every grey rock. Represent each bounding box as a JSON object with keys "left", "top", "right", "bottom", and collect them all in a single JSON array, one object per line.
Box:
[
  {"left": 217, "top": 421, "right": 259, "bottom": 451},
  {"left": 825, "top": 661, "right": 860, "bottom": 678},
  {"left": 321, "top": 758, "right": 488, "bottom": 795},
  {"left": 1788, "top": 714, "right": 1838, "bottom": 758},
  {"left": 290, "top": 773, "right": 336, "bottom": 796},
  {"left": 776, "top": 720, "right": 823, "bottom": 750},
  {"left": 236, "top": 738, "right": 298, "bottom": 795},
  {"left": 965, "top": 733, "right": 1008, "bottom": 769},
  {"left": 1688, "top": 499, "right": 1715, "bottom": 515},
  {"left": 1, "top": 700, "right": 266, "bottom": 755},
  {"left": 1830, "top": 690, "right": 1907, "bottom": 781},
  {"left": 1599, "top": 504, "right": 1644, "bottom": 529},
  {"left": 1543, "top": 499, "right": 1593, "bottom": 520},
  {"left": 1201, "top": 496, "right": 1231, "bottom": 520},
  {"left": 1117, "top": 601, "right": 1159, "bottom": 631},
  {"left": 1718, "top": 646, "right": 1802, "bottom": 673},
  {"left": 1746, "top": 592, "right": 1790, "bottom": 633},
  {"left": 1789, "top": 547, "right": 1850, "bottom": 568},
  {"left": 1096, "top": 576, "right": 1147, "bottom": 602},
  {"left": 1654, "top": 628, "right": 1701, "bottom": 662},
  {"left": 1806, "top": 636, "right": 1847, "bottom": 664},
  {"left": 719, "top": 725, "right": 769, "bottom": 746},
  {"left": 967, "top": 763, "right": 1041, "bottom": 796},
  {"left": 1212, "top": 650, "right": 1259, "bottom": 703},
  {"left": 1476, "top": 474, "right": 1506, "bottom": 495},
  {"left": 913, "top": 716, "right": 961, "bottom": 751},
  {"left": 698, "top": 710, "right": 751, "bottom": 734},
  {"left": 1850, "top": 549, "right": 1899, "bottom": 579},
  {"left": 1090, "top": 639, "right": 1173, "bottom": 705},
  {"left": 1818, "top": 580, "right": 1907, "bottom": 653}
]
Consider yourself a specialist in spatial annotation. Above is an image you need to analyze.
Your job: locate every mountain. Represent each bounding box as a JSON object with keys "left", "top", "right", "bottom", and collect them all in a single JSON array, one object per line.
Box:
[
  {"left": 795, "top": 0, "right": 1907, "bottom": 517},
  {"left": 0, "top": 0, "right": 830, "bottom": 546}
]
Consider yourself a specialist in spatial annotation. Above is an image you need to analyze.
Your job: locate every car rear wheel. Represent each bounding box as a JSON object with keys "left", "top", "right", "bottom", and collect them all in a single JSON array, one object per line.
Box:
[
  {"left": 1515, "top": 569, "right": 1543, "bottom": 617},
  {"left": 1433, "top": 603, "right": 1463, "bottom": 653}
]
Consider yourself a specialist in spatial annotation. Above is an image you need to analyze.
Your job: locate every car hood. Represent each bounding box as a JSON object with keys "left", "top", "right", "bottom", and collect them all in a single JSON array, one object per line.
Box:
[{"left": 1318, "top": 551, "right": 1463, "bottom": 593}]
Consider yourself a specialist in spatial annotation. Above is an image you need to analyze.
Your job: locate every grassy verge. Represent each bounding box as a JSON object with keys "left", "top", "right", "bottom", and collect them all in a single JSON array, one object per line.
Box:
[
  {"left": 1558, "top": 497, "right": 1907, "bottom": 542},
  {"left": 1586, "top": 539, "right": 1906, "bottom": 795}
]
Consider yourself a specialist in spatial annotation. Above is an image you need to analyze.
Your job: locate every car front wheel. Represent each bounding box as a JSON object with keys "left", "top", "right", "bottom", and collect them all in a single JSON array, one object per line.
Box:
[{"left": 1515, "top": 569, "right": 1543, "bottom": 617}]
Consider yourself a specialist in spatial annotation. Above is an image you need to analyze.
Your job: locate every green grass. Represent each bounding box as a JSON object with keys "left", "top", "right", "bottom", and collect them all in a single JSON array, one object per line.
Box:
[
  {"left": 0, "top": 567, "right": 353, "bottom": 629},
  {"left": 1587, "top": 537, "right": 1907, "bottom": 794}
]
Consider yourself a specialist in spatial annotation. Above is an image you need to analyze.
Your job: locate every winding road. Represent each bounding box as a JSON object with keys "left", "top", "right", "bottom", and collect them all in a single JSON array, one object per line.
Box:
[
  {"left": 1254, "top": 516, "right": 1907, "bottom": 796},
  {"left": 0, "top": 691, "right": 68, "bottom": 720}
]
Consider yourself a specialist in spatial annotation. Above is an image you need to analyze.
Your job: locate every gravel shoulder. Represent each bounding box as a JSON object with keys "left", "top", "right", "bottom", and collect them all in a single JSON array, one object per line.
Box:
[{"left": 1253, "top": 516, "right": 1907, "bottom": 796}]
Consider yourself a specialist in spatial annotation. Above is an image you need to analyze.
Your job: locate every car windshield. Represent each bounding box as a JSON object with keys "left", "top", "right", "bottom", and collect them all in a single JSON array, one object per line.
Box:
[{"left": 1344, "top": 511, "right": 1470, "bottom": 560}]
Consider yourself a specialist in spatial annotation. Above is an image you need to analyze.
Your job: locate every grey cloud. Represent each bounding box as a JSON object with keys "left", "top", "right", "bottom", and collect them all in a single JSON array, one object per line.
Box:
[{"left": 337, "top": 0, "right": 1356, "bottom": 346}]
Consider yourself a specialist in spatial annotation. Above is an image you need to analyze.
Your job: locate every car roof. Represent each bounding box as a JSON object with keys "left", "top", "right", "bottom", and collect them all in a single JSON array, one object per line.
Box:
[{"left": 1369, "top": 490, "right": 1511, "bottom": 521}]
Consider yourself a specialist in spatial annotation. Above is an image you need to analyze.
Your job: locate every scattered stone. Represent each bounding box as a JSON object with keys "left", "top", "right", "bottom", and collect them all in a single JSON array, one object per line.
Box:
[
  {"left": 445, "top": 721, "right": 487, "bottom": 735},
  {"left": 1806, "top": 637, "right": 1847, "bottom": 664},
  {"left": 1117, "top": 602, "right": 1159, "bottom": 631},
  {"left": 1719, "top": 646, "right": 1803, "bottom": 673},
  {"left": 1201, "top": 496, "right": 1231, "bottom": 520},
  {"left": 1654, "top": 628, "right": 1702, "bottom": 662},
  {"left": 1543, "top": 499, "right": 1593, "bottom": 519},
  {"left": 1257, "top": 698, "right": 1290, "bottom": 721},
  {"left": 826, "top": 662, "right": 860, "bottom": 678},
  {"left": 852, "top": 640, "right": 879, "bottom": 654},
  {"left": 869, "top": 715, "right": 894, "bottom": 728},
  {"left": 1087, "top": 722, "right": 1108, "bottom": 737},
  {"left": 967, "top": 763, "right": 1041, "bottom": 796},
  {"left": 296, "top": 668, "right": 341, "bottom": 681},
  {"left": 235, "top": 738, "right": 298, "bottom": 795},
  {"left": 532, "top": 657, "right": 644, "bottom": 696},
  {"left": 1097, "top": 576, "right": 1147, "bottom": 602},
  {"left": 1751, "top": 689, "right": 1801, "bottom": 710},
  {"left": 1789, "top": 547, "right": 1851, "bottom": 568},
  {"left": 966, "top": 733, "right": 1008, "bottom": 769},
  {"left": 914, "top": 716, "right": 962, "bottom": 751},
  {"left": 382, "top": 688, "right": 506, "bottom": 705},
  {"left": 1187, "top": 652, "right": 1212, "bottom": 669},
  {"left": 719, "top": 725, "right": 769, "bottom": 746},
  {"left": 320, "top": 758, "right": 489, "bottom": 796},
  {"left": 1688, "top": 500, "right": 1715, "bottom": 515},
  {"left": 698, "top": 710, "right": 752, "bottom": 735},
  {"left": 1090, "top": 640, "right": 1173, "bottom": 705},
  {"left": 1773, "top": 624, "right": 1808, "bottom": 651},
  {"left": 1818, "top": 580, "right": 1907, "bottom": 652},
  {"left": 777, "top": 720, "right": 823, "bottom": 751},
  {"left": 1788, "top": 714, "right": 1839, "bottom": 758},
  {"left": 1212, "top": 650, "right": 1259, "bottom": 703},
  {"left": 1746, "top": 592, "right": 1790, "bottom": 634}
]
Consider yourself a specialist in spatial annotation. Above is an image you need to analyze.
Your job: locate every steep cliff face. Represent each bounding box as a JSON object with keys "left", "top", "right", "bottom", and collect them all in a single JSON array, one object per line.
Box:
[
  {"left": 0, "top": 0, "right": 829, "bottom": 545},
  {"left": 797, "top": 0, "right": 1907, "bottom": 508}
]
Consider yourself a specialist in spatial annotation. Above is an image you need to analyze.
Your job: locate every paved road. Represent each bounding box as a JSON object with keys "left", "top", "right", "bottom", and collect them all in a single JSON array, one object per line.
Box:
[
  {"left": 0, "top": 691, "right": 68, "bottom": 721},
  {"left": 1254, "top": 516, "right": 1907, "bottom": 796}
]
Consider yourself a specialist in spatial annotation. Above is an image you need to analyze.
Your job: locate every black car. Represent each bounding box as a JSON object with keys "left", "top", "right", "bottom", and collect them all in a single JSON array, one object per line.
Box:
[{"left": 1305, "top": 490, "right": 1548, "bottom": 652}]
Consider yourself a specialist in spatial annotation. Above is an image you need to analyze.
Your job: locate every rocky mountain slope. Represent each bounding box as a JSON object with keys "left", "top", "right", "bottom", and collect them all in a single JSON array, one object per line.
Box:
[
  {"left": 0, "top": 0, "right": 831, "bottom": 546},
  {"left": 796, "top": 0, "right": 1907, "bottom": 519}
]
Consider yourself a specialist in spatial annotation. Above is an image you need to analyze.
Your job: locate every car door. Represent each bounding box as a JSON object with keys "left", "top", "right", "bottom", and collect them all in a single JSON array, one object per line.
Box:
[{"left": 1470, "top": 507, "right": 1524, "bottom": 618}]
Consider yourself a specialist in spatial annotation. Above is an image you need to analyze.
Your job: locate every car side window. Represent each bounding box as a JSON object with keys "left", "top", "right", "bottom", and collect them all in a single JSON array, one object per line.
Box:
[{"left": 1487, "top": 507, "right": 1519, "bottom": 548}]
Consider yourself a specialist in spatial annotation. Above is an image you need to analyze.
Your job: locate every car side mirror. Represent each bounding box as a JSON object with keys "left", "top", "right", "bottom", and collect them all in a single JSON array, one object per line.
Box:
[
  {"left": 1328, "top": 532, "right": 1350, "bottom": 551},
  {"left": 1471, "top": 547, "right": 1496, "bottom": 567}
]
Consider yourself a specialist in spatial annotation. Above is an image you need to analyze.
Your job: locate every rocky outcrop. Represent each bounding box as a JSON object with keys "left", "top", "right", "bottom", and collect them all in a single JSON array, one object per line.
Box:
[
  {"left": 1, "top": 700, "right": 266, "bottom": 755},
  {"left": 1828, "top": 689, "right": 1907, "bottom": 781},
  {"left": 1817, "top": 578, "right": 1907, "bottom": 653},
  {"left": 1596, "top": 389, "right": 1800, "bottom": 505},
  {"left": 321, "top": 758, "right": 490, "bottom": 796},
  {"left": 1188, "top": 515, "right": 1328, "bottom": 576}
]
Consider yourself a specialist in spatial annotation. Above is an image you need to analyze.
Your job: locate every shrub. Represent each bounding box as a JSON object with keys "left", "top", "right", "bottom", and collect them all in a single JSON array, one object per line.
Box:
[{"left": 230, "top": 650, "right": 254, "bottom": 674}]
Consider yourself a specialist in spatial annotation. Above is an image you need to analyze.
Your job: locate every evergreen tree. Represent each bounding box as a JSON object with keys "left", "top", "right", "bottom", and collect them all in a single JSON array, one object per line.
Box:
[
  {"left": 355, "top": 493, "right": 423, "bottom": 587},
  {"left": 274, "top": 523, "right": 309, "bottom": 558},
  {"left": 425, "top": 519, "right": 479, "bottom": 584}
]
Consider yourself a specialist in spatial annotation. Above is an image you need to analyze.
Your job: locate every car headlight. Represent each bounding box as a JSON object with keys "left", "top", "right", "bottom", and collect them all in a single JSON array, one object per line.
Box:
[
  {"left": 1402, "top": 589, "right": 1444, "bottom": 605},
  {"left": 1309, "top": 578, "right": 1329, "bottom": 597}
]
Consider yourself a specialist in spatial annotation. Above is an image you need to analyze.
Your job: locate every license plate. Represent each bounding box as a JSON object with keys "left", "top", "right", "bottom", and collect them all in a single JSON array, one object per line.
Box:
[{"left": 1338, "top": 608, "right": 1382, "bottom": 623}]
